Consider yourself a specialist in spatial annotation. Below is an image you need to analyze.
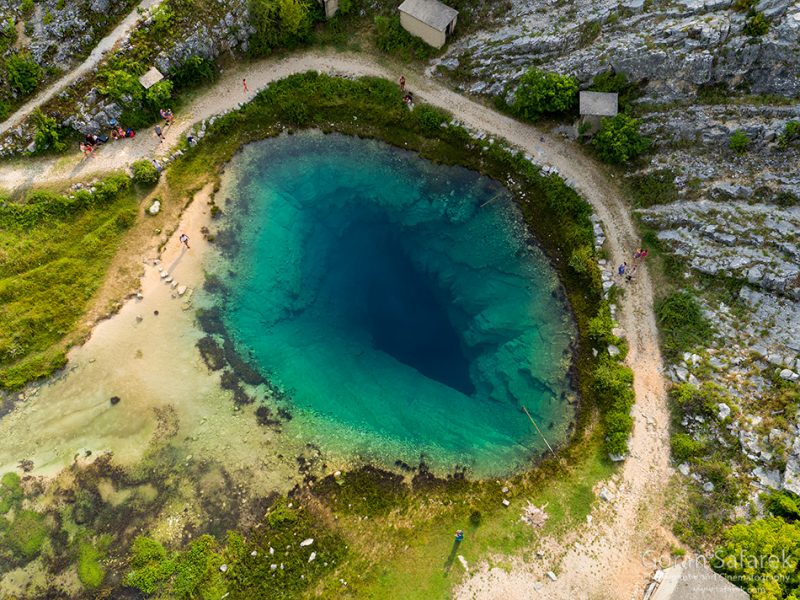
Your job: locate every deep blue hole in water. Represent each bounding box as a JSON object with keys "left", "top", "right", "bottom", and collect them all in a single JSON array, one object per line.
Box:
[
  {"left": 215, "top": 133, "right": 576, "bottom": 474},
  {"left": 334, "top": 215, "right": 475, "bottom": 396}
]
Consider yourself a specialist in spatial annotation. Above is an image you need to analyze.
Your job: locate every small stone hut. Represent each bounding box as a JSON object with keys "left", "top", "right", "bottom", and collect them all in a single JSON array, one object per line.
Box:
[
  {"left": 398, "top": 0, "right": 458, "bottom": 49},
  {"left": 317, "top": 0, "right": 338, "bottom": 18},
  {"left": 138, "top": 67, "right": 165, "bottom": 90},
  {"left": 647, "top": 560, "right": 750, "bottom": 600},
  {"left": 579, "top": 90, "right": 618, "bottom": 132}
]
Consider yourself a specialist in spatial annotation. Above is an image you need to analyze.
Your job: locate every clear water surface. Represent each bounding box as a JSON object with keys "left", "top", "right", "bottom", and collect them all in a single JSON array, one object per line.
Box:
[{"left": 211, "top": 133, "right": 576, "bottom": 476}]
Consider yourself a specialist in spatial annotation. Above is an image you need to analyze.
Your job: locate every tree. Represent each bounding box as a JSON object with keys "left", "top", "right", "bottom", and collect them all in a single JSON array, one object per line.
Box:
[
  {"left": 31, "top": 109, "right": 66, "bottom": 154},
  {"left": 6, "top": 52, "right": 42, "bottom": 96},
  {"left": 591, "top": 113, "right": 650, "bottom": 163},
  {"left": 248, "top": 0, "right": 312, "bottom": 56},
  {"left": 131, "top": 160, "right": 160, "bottom": 185},
  {"left": 101, "top": 70, "right": 143, "bottom": 104},
  {"left": 146, "top": 80, "right": 173, "bottom": 108},
  {"left": 510, "top": 68, "right": 578, "bottom": 121}
]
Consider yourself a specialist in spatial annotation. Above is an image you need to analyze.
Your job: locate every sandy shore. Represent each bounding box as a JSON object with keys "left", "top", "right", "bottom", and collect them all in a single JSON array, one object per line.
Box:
[{"left": 0, "top": 183, "right": 301, "bottom": 495}]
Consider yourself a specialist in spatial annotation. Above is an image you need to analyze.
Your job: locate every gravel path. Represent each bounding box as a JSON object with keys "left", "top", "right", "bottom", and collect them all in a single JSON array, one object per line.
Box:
[
  {"left": 0, "top": 49, "right": 672, "bottom": 598},
  {"left": 0, "top": 0, "right": 164, "bottom": 137}
]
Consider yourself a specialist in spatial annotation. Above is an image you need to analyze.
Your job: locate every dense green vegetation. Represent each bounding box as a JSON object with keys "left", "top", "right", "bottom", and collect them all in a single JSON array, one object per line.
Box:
[
  {"left": 248, "top": 0, "right": 315, "bottom": 57},
  {"left": 508, "top": 67, "right": 579, "bottom": 121},
  {"left": 592, "top": 113, "right": 650, "bottom": 164},
  {"left": 589, "top": 70, "right": 640, "bottom": 113},
  {"left": 132, "top": 159, "right": 161, "bottom": 185},
  {"left": 5, "top": 52, "right": 42, "bottom": 96},
  {"left": 0, "top": 173, "right": 139, "bottom": 390},
  {"left": 715, "top": 512, "right": 800, "bottom": 599},
  {"left": 743, "top": 10, "right": 769, "bottom": 36},
  {"left": 78, "top": 535, "right": 112, "bottom": 589}
]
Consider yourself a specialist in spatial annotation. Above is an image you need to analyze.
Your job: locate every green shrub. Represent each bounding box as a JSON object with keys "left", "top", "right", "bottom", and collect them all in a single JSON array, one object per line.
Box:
[
  {"left": 655, "top": 291, "right": 713, "bottom": 360},
  {"left": 764, "top": 491, "right": 800, "bottom": 522},
  {"left": 670, "top": 432, "right": 705, "bottom": 462},
  {"left": 579, "top": 20, "right": 601, "bottom": 46},
  {"left": 43, "top": 10, "right": 53, "bottom": 25},
  {"left": 145, "top": 79, "right": 173, "bottom": 108},
  {"left": 588, "top": 303, "right": 615, "bottom": 346},
  {"left": 6, "top": 52, "right": 42, "bottom": 96},
  {"left": 414, "top": 105, "right": 449, "bottom": 133},
  {"left": 9, "top": 510, "right": 48, "bottom": 559},
  {"left": 728, "top": 129, "right": 750, "bottom": 154},
  {"left": 266, "top": 501, "right": 298, "bottom": 527},
  {"left": 510, "top": 68, "right": 578, "bottom": 121},
  {"left": 592, "top": 113, "right": 650, "bottom": 163},
  {"left": 31, "top": 108, "right": 67, "bottom": 154},
  {"left": 374, "top": 15, "right": 434, "bottom": 60},
  {"left": 743, "top": 10, "right": 769, "bottom": 36},
  {"left": 0, "top": 18, "right": 17, "bottom": 53},
  {"left": 714, "top": 517, "right": 800, "bottom": 600},
  {"left": 20, "top": 0, "right": 33, "bottom": 14},
  {"left": 101, "top": 70, "right": 143, "bottom": 103},
  {"left": 777, "top": 120, "right": 799, "bottom": 149},
  {"left": 131, "top": 159, "right": 160, "bottom": 185}
]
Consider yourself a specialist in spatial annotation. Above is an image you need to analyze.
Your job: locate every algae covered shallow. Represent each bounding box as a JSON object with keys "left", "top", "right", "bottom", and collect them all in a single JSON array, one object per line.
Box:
[{"left": 210, "top": 133, "right": 576, "bottom": 475}]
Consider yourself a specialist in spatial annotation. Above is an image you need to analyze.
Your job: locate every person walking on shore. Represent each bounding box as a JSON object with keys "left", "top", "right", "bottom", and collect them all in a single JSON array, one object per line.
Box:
[
  {"left": 155, "top": 125, "right": 164, "bottom": 143},
  {"left": 243, "top": 78, "right": 249, "bottom": 93},
  {"left": 399, "top": 75, "right": 406, "bottom": 91},
  {"left": 179, "top": 233, "right": 190, "bottom": 249}
]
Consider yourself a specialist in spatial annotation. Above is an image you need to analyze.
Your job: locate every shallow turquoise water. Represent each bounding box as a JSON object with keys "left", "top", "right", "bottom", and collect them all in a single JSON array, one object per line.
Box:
[{"left": 212, "top": 133, "right": 576, "bottom": 475}]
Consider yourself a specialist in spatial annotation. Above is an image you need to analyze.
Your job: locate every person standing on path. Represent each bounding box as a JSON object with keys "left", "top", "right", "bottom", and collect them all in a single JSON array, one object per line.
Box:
[
  {"left": 455, "top": 530, "right": 464, "bottom": 542},
  {"left": 179, "top": 233, "right": 190, "bottom": 249},
  {"left": 243, "top": 78, "right": 249, "bottom": 93},
  {"left": 155, "top": 125, "right": 164, "bottom": 143},
  {"left": 618, "top": 262, "right": 627, "bottom": 276},
  {"left": 399, "top": 75, "right": 406, "bottom": 91}
]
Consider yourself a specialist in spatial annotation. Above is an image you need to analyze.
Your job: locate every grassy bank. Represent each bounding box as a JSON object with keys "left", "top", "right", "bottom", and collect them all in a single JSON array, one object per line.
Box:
[{"left": 0, "top": 174, "right": 142, "bottom": 392}]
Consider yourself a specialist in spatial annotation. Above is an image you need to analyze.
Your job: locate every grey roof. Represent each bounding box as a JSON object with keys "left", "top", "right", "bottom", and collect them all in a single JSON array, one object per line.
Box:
[
  {"left": 651, "top": 561, "right": 750, "bottom": 600},
  {"left": 579, "top": 91, "right": 618, "bottom": 116},
  {"left": 138, "top": 67, "right": 164, "bottom": 90},
  {"left": 398, "top": 0, "right": 458, "bottom": 31}
]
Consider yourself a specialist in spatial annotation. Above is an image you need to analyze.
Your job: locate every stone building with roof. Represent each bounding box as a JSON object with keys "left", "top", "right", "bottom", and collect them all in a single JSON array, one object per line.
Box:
[{"left": 398, "top": 0, "right": 458, "bottom": 49}]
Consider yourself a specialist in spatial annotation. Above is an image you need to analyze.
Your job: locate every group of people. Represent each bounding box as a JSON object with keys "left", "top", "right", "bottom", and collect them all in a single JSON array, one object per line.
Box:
[
  {"left": 618, "top": 247, "right": 649, "bottom": 282},
  {"left": 78, "top": 108, "right": 175, "bottom": 158},
  {"left": 79, "top": 133, "right": 105, "bottom": 158},
  {"left": 399, "top": 75, "right": 415, "bottom": 107}
]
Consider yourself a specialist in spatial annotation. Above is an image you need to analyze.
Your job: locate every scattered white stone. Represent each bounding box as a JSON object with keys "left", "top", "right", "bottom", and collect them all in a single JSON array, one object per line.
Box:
[
  {"left": 678, "top": 463, "right": 691, "bottom": 476},
  {"left": 148, "top": 200, "right": 161, "bottom": 215},
  {"left": 160, "top": 271, "right": 169, "bottom": 279},
  {"left": 608, "top": 453, "right": 626, "bottom": 462},
  {"left": 502, "top": 499, "right": 510, "bottom": 507},
  {"left": 599, "top": 487, "right": 614, "bottom": 502},
  {"left": 269, "top": 547, "right": 275, "bottom": 555},
  {"left": 608, "top": 345, "right": 621, "bottom": 357},
  {"left": 703, "top": 481, "right": 715, "bottom": 492},
  {"left": 502, "top": 486, "right": 509, "bottom": 494},
  {"left": 219, "top": 564, "right": 228, "bottom": 573},
  {"left": 546, "top": 571, "right": 558, "bottom": 581},
  {"left": 308, "top": 552, "right": 317, "bottom": 563},
  {"left": 251, "top": 550, "right": 257, "bottom": 557},
  {"left": 300, "top": 538, "right": 314, "bottom": 547},
  {"left": 458, "top": 555, "right": 468, "bottom": 570},
  {"left": 177, "top": 285, "right": 188, "bottom": 296},
  {"left": 717, "top": 403, "right": 731, "bottom": 420},
  {"left": 270, "top": 564, "right": 277, "bottom": 571},
  {"left": 779, "top": 369, "right": 799, "bottom": 381}
]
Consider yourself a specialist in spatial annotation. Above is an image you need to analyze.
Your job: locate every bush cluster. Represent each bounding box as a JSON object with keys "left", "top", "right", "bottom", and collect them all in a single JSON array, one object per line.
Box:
[
  {"left": 374, "top": 15, "right": 434, "bottom": 60},
  {"left": 509, "top": 68, "right": 578, "bottom": 121},
  {"left": 592, "top": 113, "right": 650, "bottom": 164}
]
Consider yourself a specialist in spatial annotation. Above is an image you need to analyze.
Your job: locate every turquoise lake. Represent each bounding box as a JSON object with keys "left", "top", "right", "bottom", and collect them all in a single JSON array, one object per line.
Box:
[{"left": 211, "top": 133, "right": 576, "bottom": 476}]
